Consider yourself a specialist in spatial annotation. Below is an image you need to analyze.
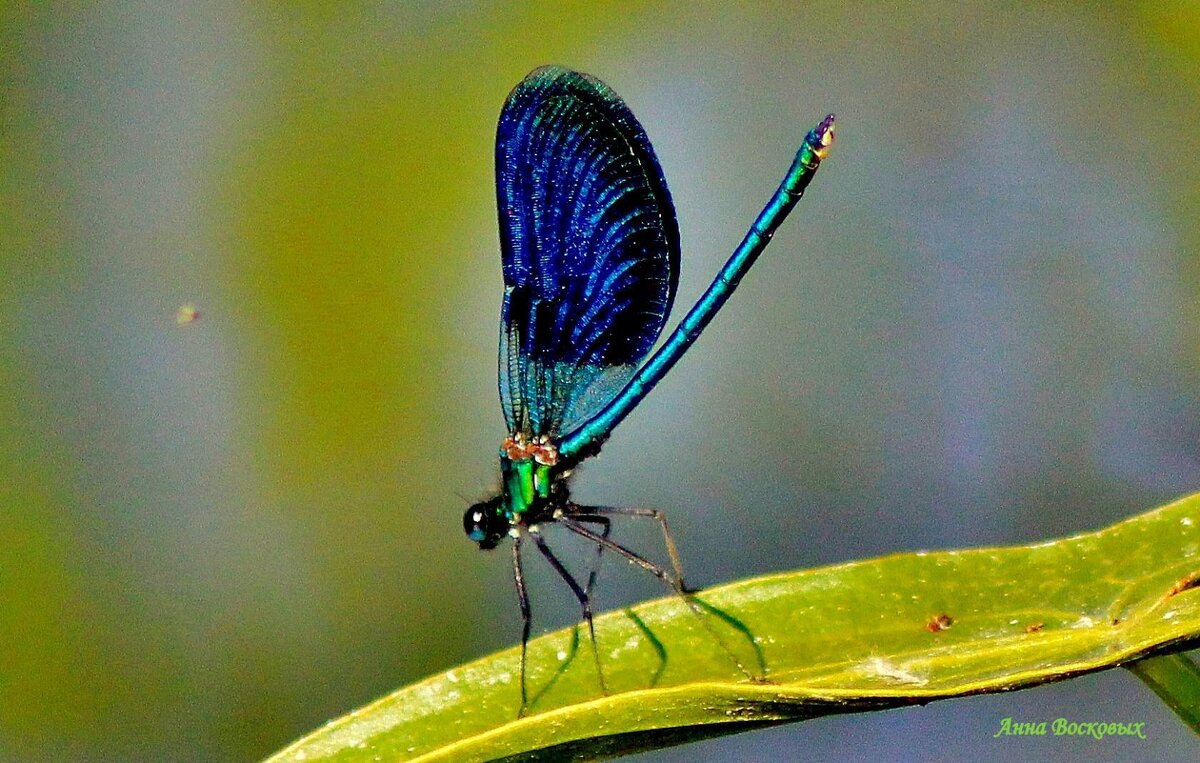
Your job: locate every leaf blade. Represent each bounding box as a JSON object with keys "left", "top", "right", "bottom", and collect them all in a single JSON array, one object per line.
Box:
[{"left": 266, "top": 493, "right": 1200, "bottom": 762}]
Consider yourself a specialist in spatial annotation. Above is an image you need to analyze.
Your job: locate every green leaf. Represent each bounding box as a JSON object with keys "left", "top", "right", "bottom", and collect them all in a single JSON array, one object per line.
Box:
[
  {"left": 1128, "top": 652, "right": 1200, "bottom": 732},
  {"left": 266, "top": 493, "right": 1200, "bottom": 762}
]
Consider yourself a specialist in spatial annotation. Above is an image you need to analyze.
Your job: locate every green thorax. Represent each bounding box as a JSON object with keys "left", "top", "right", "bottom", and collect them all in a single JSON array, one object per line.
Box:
[{"left": 500, "top": 451, "right": 555, "bottom": 519}]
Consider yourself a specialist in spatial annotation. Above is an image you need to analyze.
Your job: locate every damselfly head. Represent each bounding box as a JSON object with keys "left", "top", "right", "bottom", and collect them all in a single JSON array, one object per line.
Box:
[{"left": 463, "top": 496, "right": 506, "bottom": 550}]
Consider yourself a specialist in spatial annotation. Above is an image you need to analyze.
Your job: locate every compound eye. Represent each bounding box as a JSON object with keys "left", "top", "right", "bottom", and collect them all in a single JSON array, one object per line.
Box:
[
  {"left": 463, "top": 501, "right": 502, "bottom": 548},
  {"left": 464, "top": 507, "right": 488, "bottom": 542}
]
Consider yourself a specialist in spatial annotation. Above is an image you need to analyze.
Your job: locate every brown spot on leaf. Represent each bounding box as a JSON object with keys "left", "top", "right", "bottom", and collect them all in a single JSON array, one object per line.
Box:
[
  {"left": 1167, "top": 572, "right": 1200, "bottom": 598},
  {"left": 926, "top": 613, "right": 954, "bottom": 632}
]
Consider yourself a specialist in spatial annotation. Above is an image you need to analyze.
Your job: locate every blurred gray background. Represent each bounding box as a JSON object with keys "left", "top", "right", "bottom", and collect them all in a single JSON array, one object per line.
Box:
[{"left": 3, "top": 2, "right": 1199, "bottom": 761}]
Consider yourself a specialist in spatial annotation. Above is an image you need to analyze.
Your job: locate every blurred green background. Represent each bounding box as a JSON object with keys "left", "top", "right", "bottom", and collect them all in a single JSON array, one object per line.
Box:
[{"left": 3, "top": 2, "right": 1200, "bottom": 761}]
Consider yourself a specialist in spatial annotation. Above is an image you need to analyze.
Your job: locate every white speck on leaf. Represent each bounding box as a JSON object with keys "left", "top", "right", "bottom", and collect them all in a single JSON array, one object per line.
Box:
[{"left": 861, "top": 656, "right": 927, "bottom": 686}]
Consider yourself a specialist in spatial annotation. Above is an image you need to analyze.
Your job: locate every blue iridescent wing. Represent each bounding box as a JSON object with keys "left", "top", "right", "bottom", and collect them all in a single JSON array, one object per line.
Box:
[{"left": 496, "top": 66, "right": 680, "bottom": 438}]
